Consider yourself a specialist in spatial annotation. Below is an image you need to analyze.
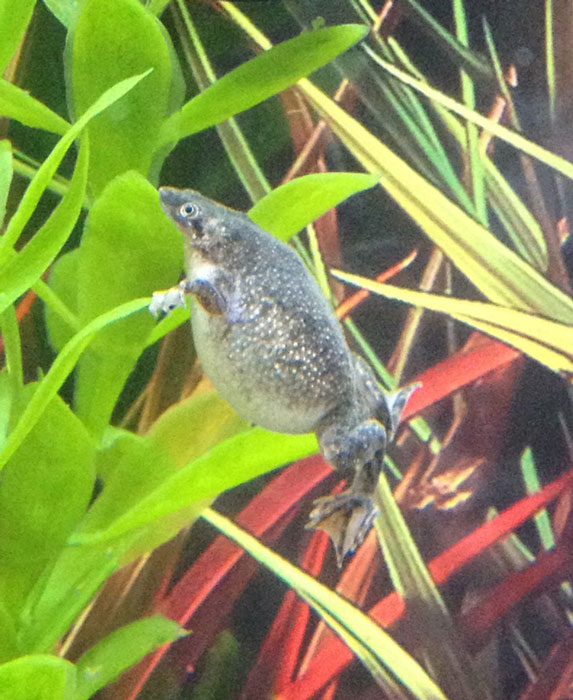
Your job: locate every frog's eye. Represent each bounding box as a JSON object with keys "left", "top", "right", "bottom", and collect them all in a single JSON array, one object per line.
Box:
[{"left": 180, "top": 202, "right": 198, "bottom": 218}]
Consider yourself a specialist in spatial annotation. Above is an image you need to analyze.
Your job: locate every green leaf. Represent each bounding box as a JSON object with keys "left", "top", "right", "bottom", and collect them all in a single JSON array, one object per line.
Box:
[
  {"left": 73, "top": 172, "right": 182, "bottom": 436},
  {"left": 248, "top": 173, "right": 378, "bottom": 241},
  {"left": 44, "top": 249, "right": 79, "bottom": 352},
  {"left": 0, "top": 298, "right": 149, "bottom": 473},
  {"left": 0, "top": 140, "right": 12, "bottom": 227},
  {"left": 0, "top": 655, "right": 76, "bottom": 700},
  {"left": 72, "top": 428, "right": 317, "bottom": 545},
  {"left": 19, "top": 544, "right": 120, "bottom": 654},
  {"left": 74, "top": 616, "right": 187, "bottom": 700},
  {"left": 0, "top": 80, "right": 70, "bottom": 135},
  {"left": 69, "top": 0, "right": 174, "bottom": 194},
  {"left": 75, "top": 393, "right": 246, "bottom": 561},
  {"left": 0, "top": 138, "right": 88, "bottom": 316},
  {"left": 0, "top": 70, "right": 152, "bottom": 265},
  {"left": 0, "top": 0, "right": 36, "bottom": 72},
  {"left": 0, "top": 388, "right": 95, "bottom": 613},
  {"left": 203, "top": 508, "right": 450, "bottom": 700},
  {"left": 159, "top": 24, "right": 368, "bottom": 144}
]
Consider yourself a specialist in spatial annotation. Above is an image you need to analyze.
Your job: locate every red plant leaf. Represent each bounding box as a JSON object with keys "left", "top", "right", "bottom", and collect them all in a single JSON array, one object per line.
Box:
[{"left": 278, "top": 469, "right": 573, "bottom": 700}]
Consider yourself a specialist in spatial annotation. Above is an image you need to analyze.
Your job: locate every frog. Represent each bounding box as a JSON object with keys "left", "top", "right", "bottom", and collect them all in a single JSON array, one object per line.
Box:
[{"left": 150, "top": 186, "right": 416, "bottom": 566}]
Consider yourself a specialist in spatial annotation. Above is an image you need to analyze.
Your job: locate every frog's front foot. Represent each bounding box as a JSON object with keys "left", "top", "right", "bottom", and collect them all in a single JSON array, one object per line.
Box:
[
  {"left": 149, "top": 282, "right": 187, "bottom": 318},
  {"left": 307, "top": 492, "right": 378, "bottom": 567}
]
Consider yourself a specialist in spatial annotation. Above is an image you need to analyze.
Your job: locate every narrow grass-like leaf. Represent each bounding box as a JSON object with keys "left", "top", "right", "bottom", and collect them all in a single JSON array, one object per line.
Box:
[
  {"left": 0, "top": 140, "right": 12, "bottom": 226},
  {"left": 0, "top": 70, "right": 152, "bottom": 265},
  {"left": 0, "top": 655, "right": 76, "bottom": 700},
  {"left": 363, "top": 48, "right": 573, "bottom": 183},
  {"left": 74, "top": 617, "right": 187, "bottom": 700},
  {"left": 0, "top": 0, "right": 36, "bottom": 72},
  {"left": 484, "top": 158, "right": 547, "bottom": 270},
  {"left": 249, "top": 173, "right": 378, "bottom": 241},
  {"left": 0, "top": 79, "right": 70, "bottom": 135},
  {"left": 71, "top": 428, "right": 317, "bottom": 545},
  {"left": 174, "top": 0, "right": 271, "bottom": 202},
  {"left": 453, "top": 0, "right": 487, "bottom": 225},
  {"left": 333, "top": 270, "right": 573, "bottom": 372},
  {"left": 0, "top": 305, "right": 23, "bottom": 400},
  {"left": 521, "top": 448, "right": 555, "bottom": 551},
  {"left": 398, "top": 0, "right": 492, "bottom": 82},
  {"left": 0, "top": 138, "right": 89, "bottom": 316},
  {"left": 159, "top": 25, "right": 368, "bottom": 144},
  {"left": 374, "top": 473, "right": 492, "bottom": 700},
  {"left": 299, "top": 80, "right": 573, "bottom": 323},
  {"left": 0, "top": 298, "right": 149, "bottom": 472},
  {"left": 203, "top": 508, "right": 450, "bottom": 700}
]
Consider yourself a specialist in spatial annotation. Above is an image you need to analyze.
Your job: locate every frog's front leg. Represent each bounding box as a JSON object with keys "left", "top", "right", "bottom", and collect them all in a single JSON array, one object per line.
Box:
[
  {"left": 149, "top": 272, "right": 231, "bottom": 318},
  {"left": 308, "top": 418, "right": 387, "bottom": 567}
]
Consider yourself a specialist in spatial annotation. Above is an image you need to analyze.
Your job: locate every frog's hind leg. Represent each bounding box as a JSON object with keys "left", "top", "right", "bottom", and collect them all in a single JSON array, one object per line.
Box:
[{"left": 308, "top": 419, "right": 387, "bottom": 567}]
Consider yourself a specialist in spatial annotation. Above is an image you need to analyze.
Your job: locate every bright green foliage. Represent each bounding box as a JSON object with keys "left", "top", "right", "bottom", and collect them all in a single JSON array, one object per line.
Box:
[
  {"left": 0, "top": 0, "right": 36, "bottom": 73},
  {"left": 0, "top": 655, "right": 77, "bottom": 700},
  {"left": 72, "top": 172, "right": 182, "bottom": 436},
  {"left": 0, "top": 389, "right": 95, "bottom": 617},
  {"left": 74, "top": 616, "right": 188, "bottom": 700},
  {"left": 0, "top": 141, "right": 12, "bottom": 228},
  {"left": 249, "top": 172, "right": 378, "bottom": 240},
  {"left": 68, "top": 0, "right": 176, "bottom": 195},
  {"left": 159, "top": 24, "right": 368, "bottom": 144}
]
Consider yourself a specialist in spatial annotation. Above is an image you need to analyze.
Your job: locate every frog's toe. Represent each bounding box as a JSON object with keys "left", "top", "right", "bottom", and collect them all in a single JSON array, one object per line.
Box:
[{"left": 306, "top": 491, "right": 378, "bottom": 567}]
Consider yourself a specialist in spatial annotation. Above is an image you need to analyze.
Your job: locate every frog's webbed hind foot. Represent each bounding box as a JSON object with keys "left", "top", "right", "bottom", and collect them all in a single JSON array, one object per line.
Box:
[{"left": 306, "top": 492, "right": 379, "bottom": 568}]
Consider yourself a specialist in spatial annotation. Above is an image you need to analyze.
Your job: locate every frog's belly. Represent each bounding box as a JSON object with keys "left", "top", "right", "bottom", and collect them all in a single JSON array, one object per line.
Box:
[{"left": 191, "top": 307, "right": 338, "bottom": 434}]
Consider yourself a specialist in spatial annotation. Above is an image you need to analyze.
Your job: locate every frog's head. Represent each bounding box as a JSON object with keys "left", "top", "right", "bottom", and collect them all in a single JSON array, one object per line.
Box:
[{"left": 158, "top": 186, "right": 244, "bottom": 260}]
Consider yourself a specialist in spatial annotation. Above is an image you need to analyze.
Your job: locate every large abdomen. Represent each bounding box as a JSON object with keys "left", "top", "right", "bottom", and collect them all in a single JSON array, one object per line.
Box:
[{"left": 190, "top": 282, "right": 352, "bottom": 434}]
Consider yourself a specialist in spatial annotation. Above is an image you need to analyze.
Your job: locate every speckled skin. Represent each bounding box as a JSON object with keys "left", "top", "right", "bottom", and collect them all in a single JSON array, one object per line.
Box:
[{"left": 152, "top": 187, "right": 415, "bottom": 565}]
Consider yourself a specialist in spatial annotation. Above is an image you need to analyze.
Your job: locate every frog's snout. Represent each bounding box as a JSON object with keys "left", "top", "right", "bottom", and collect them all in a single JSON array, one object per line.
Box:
[{"left": 158, "top": 186, "right": 180, "bottom": 212}]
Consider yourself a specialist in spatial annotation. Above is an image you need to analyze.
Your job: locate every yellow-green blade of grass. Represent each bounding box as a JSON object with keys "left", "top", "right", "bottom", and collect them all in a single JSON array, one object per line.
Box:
[
  {"left": 159, "top": 24, "right": 368, "bottom": 144},
  {"left": 174, "top": 0, "right": 270, "bottom": 203},
  {"left": 0, "top": 70, "right": 152, "bottom": 266},
  {"left": 203, "top": 507, "right": 450, "bottom": 700},
  {"left": 0, "top": 298, "right": 150, "bottom": 472},
  {"left": 0, "top": 304, "right": 23, "bottom": 403},
  {"left": 249, "top": 172, "right": 379, "bottom": 241},
  {"left": 300, "top": 80, "right": 573, "bottom": 324},
  {"left": 333, "top": 269, "right": 573, "bottom": 373},
  {"left": 374, "top": 472, "right": 493, "bottom": 700},
  {"left": 363, "top": 48, "right": 573, "bottom": 184}
]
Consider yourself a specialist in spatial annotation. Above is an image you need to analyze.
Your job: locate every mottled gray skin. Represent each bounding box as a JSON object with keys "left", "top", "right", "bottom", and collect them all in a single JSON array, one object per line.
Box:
[{"left": 151, "top": 187, "right": 415, "bottom": 566}]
